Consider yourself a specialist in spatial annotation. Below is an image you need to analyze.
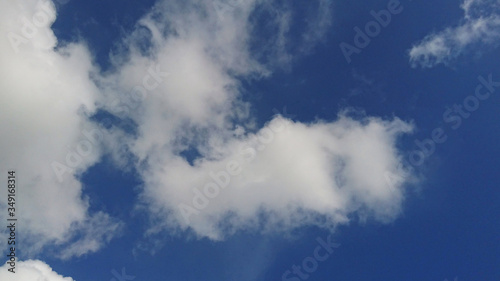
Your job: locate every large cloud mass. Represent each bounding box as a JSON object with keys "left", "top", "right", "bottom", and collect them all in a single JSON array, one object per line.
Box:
[
  {"left": 0, "top": 0, "right": 121, "bottom": 258},
  {"left": 140, "top": 115, "right": 413, "bottom": 239},
  {"left": 1, "top": 0, "right": 414, "bottom": 261},
  {"left": 97, "top": 0, "right": 414, "bottom": 240}
]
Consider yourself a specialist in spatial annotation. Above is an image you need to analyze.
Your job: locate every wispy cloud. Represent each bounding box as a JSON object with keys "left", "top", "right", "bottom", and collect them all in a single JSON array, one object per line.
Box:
[{"left": 409, "top": 0, "right": 500, "bottom": 68}]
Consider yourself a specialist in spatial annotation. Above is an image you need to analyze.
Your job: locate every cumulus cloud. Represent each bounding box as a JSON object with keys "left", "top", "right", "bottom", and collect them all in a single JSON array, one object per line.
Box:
[
  {"left": 0, "top": 0, "right": 121, "bottom": 258},
  {"left": 409, "top": 0, "right": 500, "bottom": 68},
  {"left": 1, "top": 0, "right": 414, "bottom": 259},
  {"left": 140, "top": 115, "right": 413, "bottom": 240},
  {"left": 0, "top": 260, "right": 74, "bottom": 280},
  {"left": 90, "top": 0, "right": 416, "bottom": 242}
]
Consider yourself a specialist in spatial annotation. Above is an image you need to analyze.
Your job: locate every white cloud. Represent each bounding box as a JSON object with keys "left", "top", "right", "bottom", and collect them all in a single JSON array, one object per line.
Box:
[
  {"left": 0, "top": 0, "right": 121, "bottom": 258},
  {"left": 0, "top": 0, "right": 415, "bottom": 259},
  {"left": 137, "top": 114, "right": 413, "bottom": 240},
  {"left": 0, "top": 260, "right": 75, "bottom": 280},
  {"left": 92, "top": 0, "right": 416, "bottom": 242},
  {"left": 409, "top": 0, "right": 500, "bottom": 67}
]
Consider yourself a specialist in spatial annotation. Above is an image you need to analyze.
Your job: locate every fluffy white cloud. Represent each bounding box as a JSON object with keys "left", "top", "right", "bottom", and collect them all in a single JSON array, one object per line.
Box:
[
  {"left": 409, "top": 0, "right": 500, "bottom": 67},
  {"left": 140, "top": 115, "right": 413, "bottom": 239},
  {"left": 0, "top": 0, "right": 414, "bottom": 258},
  {"left": 0, "top": 260, "right": 74, "bottom": 280},
  {"left": 96, "top": 0, "right": 414, "bottom": 241},
  {"left": 0, "top": 0, "right": 121, "bottom": 258}
]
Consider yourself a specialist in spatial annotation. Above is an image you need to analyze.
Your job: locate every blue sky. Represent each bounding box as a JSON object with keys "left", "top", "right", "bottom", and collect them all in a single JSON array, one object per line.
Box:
[{"left": 1, "top": 0, "right": 499, "bottom": 281}]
